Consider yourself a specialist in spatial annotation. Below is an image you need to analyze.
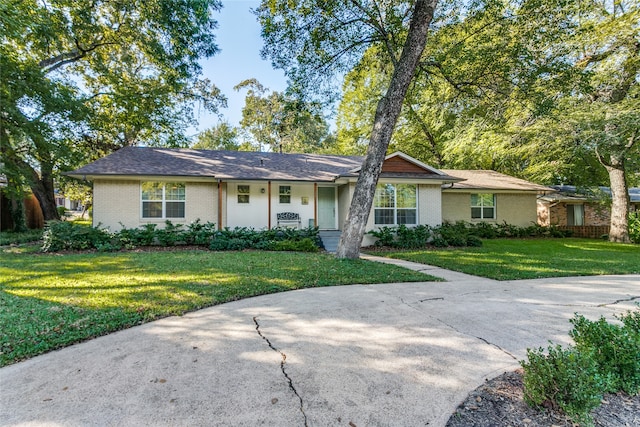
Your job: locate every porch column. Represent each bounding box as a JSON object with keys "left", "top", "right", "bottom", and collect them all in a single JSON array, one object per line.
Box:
[
  {"left": 217, "top": 180, "right": 223, "bottom": 231},
  {"left": 268, "top": 181, "right": 272, "bottom": 229},
  {"left": 314, "top": 183, "right": 318, "bottom": 227}
]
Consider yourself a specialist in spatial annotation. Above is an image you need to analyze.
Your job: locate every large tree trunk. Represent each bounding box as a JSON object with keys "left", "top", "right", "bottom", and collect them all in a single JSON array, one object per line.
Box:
[
  {"left": 22, "top": 159, "right": 60, "bottom": 221},
  {"left": 606, "top": 154, "right": 630, "bottom": 243},
  {"left": 336, "top": 0, "right": 439, "bottom": 259}
]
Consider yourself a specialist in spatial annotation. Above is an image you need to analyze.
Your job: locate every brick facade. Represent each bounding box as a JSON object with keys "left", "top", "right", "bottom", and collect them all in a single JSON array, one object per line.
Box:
[{"left": 537, "top": 201, "right": 610, "bottom": 227}]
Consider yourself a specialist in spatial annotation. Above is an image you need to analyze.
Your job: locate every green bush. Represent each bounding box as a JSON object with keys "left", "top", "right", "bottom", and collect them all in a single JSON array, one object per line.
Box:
[
  {"left": 629, "top": 212, "right": 640, "bottom": 244},
  {"left": 521, "top": 344, "right": 608, "bottom": 425},
  {"left": 570, "top": 313, "right": 640, "bottom": 394},
  {"left": 184, "top": 219, "right": 217, "bottom": 245},
  {"left": 369, "top": 226, "right": 396, "bottom": 247},
  {"left": 56, "top": 206, "right": 67, "bottom": 218},
  {"left": 155, "top": 221, "right": 184, "bottom": 246},
  {"left": 271, "top": 238, "right": 319, "bottom": 252},
  {"left": 42, "top": 221, "right": 112, "bottom": 252}
]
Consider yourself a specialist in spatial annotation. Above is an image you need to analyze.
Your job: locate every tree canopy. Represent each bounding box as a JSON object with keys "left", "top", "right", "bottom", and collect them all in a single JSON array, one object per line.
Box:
[{"left": 1, "top": 0, "right": 225, "bottom": 223}]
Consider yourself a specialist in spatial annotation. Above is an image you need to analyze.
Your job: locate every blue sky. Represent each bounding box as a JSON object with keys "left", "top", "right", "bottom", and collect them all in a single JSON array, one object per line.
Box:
[{"left": 192, "top": 0, "right": 288, "bottom": 136}]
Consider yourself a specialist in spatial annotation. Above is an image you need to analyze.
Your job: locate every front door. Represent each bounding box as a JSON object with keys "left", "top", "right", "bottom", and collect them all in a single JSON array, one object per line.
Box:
[{"left": 318, "top": 187, "right": 336, "bottom": 229}]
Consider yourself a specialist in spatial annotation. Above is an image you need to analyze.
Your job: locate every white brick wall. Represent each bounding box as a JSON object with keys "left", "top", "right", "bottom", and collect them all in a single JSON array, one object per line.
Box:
[{"left": 93, "top": 180, "right": 217, "bottom": 231}]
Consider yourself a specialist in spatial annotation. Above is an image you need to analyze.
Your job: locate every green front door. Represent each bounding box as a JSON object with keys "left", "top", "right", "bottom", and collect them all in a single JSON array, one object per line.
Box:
[{"left": 318, "top": 187, "right": 336, "bottom": 229}]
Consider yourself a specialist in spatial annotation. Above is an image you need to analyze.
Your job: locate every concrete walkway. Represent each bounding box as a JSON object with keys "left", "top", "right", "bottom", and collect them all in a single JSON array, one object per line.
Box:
[{"left": 1, "top": 258, "right": 638, "bottom": 427}]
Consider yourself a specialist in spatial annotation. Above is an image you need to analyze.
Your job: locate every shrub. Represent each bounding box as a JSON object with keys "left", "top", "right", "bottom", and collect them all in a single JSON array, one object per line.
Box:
[
  {"left": 271, "top": 238, "right": 319, "bottom": 252},
  {"left": 521, "top": 344, "right": 607, "bottom": 425},
  {"left": 155, "top": 221, "right": 184, "bottom": 246},
  {"left": 369, "top": 226, "right": 396, "bottom": 247},
  {"left": 630, "top": 212, "right": 640, "bottom": 244},
  {"left": 570, "top": 313, "right": 640, "bottom": 395},
  {"left": 465, "top": 235, "right": 483, "bottom": 247},
  {"left": 56, "top": 206, "right": 67, "bottom": 218},
  {"left": 185, "top": 219, "right": 217, "bottom": 245},
  {"left": 42, "top": 221, "right": 112, "bottom": 252}
]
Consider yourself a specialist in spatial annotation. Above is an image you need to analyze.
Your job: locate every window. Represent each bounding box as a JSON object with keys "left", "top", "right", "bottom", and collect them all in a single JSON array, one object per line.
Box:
[
  {"left": 237, "top": 185, "right": 250, "bottom": 204},
  {"left": 471, "top": 193, "right": 495, "bottom": 219},
  {"left": 279, "top": 185, "right": 291, "bottom": 204},
  {"left": 567, "top": 204, "right": 584, "bottom": 226},
  {"left": 374, "top": 184, "right": 417, "bottom": 225},
  {"left": 141, "top": 182, "right": 185, "bottom": 219}
]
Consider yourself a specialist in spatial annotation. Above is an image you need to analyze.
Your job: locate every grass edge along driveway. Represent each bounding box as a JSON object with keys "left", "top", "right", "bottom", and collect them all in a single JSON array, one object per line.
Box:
[
  {"left": 372, "top": 238, "right": 640, "bottom": 281},
  {"left": 0, "top": 249, "right": 437, "bottom": 366}
]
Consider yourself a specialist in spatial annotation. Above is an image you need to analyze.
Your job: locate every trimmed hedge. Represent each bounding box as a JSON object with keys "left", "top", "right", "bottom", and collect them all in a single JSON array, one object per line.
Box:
[
  {"left": 367, "top": 221, "right": 573, "bottom": 249},
  {"left": 42, "top": 220, "right": 322, "bottom": 253}
]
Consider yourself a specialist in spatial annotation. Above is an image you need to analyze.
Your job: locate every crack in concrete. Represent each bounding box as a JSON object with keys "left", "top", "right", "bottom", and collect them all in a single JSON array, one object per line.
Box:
[
  {"left": 419, "top": 297, "right": 445, "bottom": 302},
  {"left": 253, "top": 317, "right": 308, "bottom": 427},
  {"left": 432, "top": 317, "right": 519, "bottom": 361},
  {"left": 599, "top": 295, "right": 640, "bottom": 307},
  {"left": 395, "top": 297, "right": 518, "bottom": 361}
]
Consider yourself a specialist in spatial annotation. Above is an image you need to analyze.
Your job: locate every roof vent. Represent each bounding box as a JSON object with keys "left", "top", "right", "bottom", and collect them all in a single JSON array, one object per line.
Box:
[{"left": 260, "top": 159, "right": 264, "bottom": 167}]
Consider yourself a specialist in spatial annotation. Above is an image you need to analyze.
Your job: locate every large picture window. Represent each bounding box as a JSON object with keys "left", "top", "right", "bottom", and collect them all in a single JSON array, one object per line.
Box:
[
  {"left": 471, "top": 193, "right": 495, "bottom": 219},
  {"left": 141, "top": 182, "right": 185, "bottom": 219},
  {"left": 374, "top": 184, "right": 417, "bottom": 225}
]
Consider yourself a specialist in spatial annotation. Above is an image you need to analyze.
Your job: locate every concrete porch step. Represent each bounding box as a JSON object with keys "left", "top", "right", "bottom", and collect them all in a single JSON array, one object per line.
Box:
[{"left": 318, "top": 230, "right": 342, "bottom": 252}]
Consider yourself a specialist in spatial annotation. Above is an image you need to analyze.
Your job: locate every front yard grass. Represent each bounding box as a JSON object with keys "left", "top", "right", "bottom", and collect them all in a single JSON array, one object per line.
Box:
[
  {"left": 0, "top": 248, "right": 436, "bottom": 366},
  {"left": 369, "top": 238, "right": 640, "bottom": 280}
]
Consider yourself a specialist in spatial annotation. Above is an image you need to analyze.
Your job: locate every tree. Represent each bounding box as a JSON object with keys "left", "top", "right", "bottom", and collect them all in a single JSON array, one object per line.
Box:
[
  {"left": 1, "top": 0, "right": 225, "bottom": 221},
  {"left": 193, "top": 122, "right": 242, "bottom": 150},
  {"left": 234, "top": 79, "right": 332, "bottom": 153},
  {"left": 257, "top": 0, "right": 439, "bottom": 258}
]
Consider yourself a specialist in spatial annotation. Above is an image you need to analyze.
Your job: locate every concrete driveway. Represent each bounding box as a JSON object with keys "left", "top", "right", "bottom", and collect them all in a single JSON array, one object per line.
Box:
[{"left": 1, "top": 257, "right": 638, "bottom": 427}]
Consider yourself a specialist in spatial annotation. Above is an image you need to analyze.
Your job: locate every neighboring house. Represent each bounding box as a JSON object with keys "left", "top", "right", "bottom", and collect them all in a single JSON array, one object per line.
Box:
[
  {"left": 67, "top": 147, "right": 551, "bottom": 247},
  {"left": 537, "top": 185, "right": 640, "bottom": 237},
  {"left": 440, "top": 170, "right": 551, "bottom": 227}
]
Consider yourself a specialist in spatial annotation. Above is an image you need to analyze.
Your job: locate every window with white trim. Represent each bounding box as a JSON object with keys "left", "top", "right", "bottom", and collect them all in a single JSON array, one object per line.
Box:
[
  {"left": 141, "top": 182, "right": 185, "bottom": 219},
  {"left": 237, "top": 185, "right": 250, "bottom": 204},
  {"left": 279, "top": 185, "right": 291, "bottom": 204},
  {"left": 471, "top": 193, "right": 495, "bottom": 219},
  {"left": 374, "top": 184, "right": 417, "bottom": 225}
]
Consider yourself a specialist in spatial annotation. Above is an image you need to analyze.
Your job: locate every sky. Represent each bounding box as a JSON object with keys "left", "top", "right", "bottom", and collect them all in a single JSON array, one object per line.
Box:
[{"left": 191, "top": 0, "right": 288, "bottom": 137}]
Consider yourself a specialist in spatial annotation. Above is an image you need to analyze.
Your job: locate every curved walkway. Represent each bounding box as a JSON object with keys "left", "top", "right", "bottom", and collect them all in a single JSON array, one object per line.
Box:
[{"left": 1, "top": 258, "right": 638, "bottom": 427}]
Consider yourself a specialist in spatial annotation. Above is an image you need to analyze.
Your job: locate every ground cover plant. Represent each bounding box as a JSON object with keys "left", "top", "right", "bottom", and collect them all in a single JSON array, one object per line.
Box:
[
  {"left": 0, "top": 228, "right": 43, "bottom": 246},
  {"left": 0, "top": 249, "right": 436, "bottom": 366},
  {"left": 369, "top": 238, "right": 640, "bottom": 280}
]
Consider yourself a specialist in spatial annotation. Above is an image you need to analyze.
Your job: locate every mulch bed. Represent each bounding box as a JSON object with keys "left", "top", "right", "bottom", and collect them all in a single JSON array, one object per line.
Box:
[{"left": 446, "top": 369, "right": 640, "bottom": 427}]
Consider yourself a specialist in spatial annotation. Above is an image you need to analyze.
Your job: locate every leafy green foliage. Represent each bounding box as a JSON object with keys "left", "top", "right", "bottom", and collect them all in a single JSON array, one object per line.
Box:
[
  {"left": 42, "top": 221, "right": 112, "bottom": 252},
  {"left": 629, "top": 212, "right": 640, "bottom": 244},
  {"left": 0, "top": 250, "right": 435, "bottom": 365},
  {"left": 0, "top": 229, "right": 44, "bottom": 246},
  {"left": 570, "top": 314, "right": 640, "bottom": 395},
  {"left": 234, "top": 79, "right": 333, "bottom": 153},
  {"left": 522, "top": 307, "right": 640, "bottom": 425},
  {"left": 1, "top": 0, "right": 225, "bottom": 220},
  {"left": 367, "top": 222, "right": 572, "bottom": 249},
  {"left": 521, "top": 344, "right": 607, "bottom": 425},
  {"left": 41, "top": 220, "right": 323, "bottom": 253}
]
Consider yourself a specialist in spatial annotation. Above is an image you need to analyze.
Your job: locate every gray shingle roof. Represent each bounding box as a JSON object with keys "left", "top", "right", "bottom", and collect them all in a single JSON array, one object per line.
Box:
[
  {"left": 441, "top": 170, "right": 553, "bottom": 192},
  {"left": 68, "top": 147, "right": 364, "bottom": 182}
]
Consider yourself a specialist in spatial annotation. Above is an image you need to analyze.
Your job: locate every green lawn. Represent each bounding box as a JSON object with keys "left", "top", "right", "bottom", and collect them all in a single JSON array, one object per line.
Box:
[
  {"left": 0, "top": 249, "right": 436, "bottom": 366},
  {"left": 371, "top": 238, "right": 640, "bottom": 280}
]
